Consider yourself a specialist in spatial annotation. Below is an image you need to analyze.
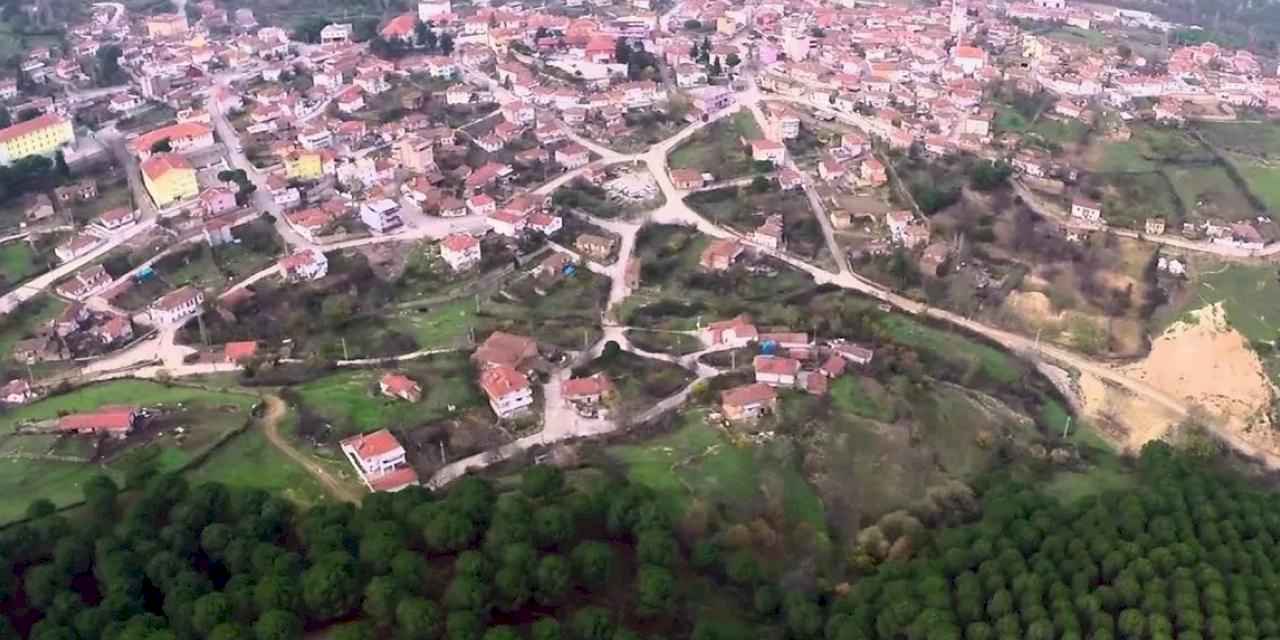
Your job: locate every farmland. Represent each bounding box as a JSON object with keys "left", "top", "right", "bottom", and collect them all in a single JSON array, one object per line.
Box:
[{"left": 668, "top": 111, "right": 763, "bottom": 180}]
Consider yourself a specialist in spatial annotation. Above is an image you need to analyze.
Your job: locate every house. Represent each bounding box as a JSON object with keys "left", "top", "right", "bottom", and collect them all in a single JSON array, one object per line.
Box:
[
  {"left": 675, "top": 64, "right": 708, "bottom": 88},
  {"left": 320, "top": 22, "right": 352, "bottom": 44},
  {"left": 861, "top": 157, "right": 887, "bottom": 186},
  {"left": 501, "top": 101, "right": 535, "bottom": 126},
  {"left": 0, "top": 114, "right": 76, "bottom": 165},
  {"left": 55, "top": 265, "right": 112, "bottom": 300},
  {"left": 1071, "top": 198, "right": 1103, "bottom": 224},
  {"left": 488, "top": 209, "right": 526, "bottom": 237},
  {"left": 336, "top": 86, "right": 366, "bottom": 113},
  {"left": 699, "top": 238, "right": 744, "bottom": 271},
  {"left": 1145, "top": 217, "right": 1166, "bottom": 236},
  {"left": 52, "top": 302, "right": 89, "bottom": 337},
  {"left": 527, "top": 212, "right": 563, "bottom": 236},
  {"left": 224, "top": 341, "right": 259, "bottom": 364},
  {"left": 819, "top": 155, "right": 846, "bottom": 181},
  {"left": 749, "top": 139, "right": 787, "bottom": 165},
  {"left": 148, "top": 286, "right": 204, "bottom": 325},
  {"left": 720, "top": 383, "right": 777, "bottom": 421},
  {"left": 55, "top": 233, "right": 101, "bottom": 263},
  {"left": 381, "top": 14, "right": 417, "bottom": 42},
  {"left": 54, "top": 179, "right": 98, "bottom": 203},
  {"left": 670, "top": 168, "right": 704, "bottom": 190},
  {"left": 92, "top": 207, "right": 138, "bottom": 233},
  {"left": 702, "top": 314, "right": 757, "bottom": 347},
  {"left": 479, "top": 366, "right": 535, "bottom": 418},
  {"left": 832, "top": 342, "right": 874, "bottom": 365},
  {"left": 131, "top": 122, "right": 215, "bottom": 159},
  {"left": 752, "top": 214, "right": 784, "bottom": 250},
  {"left": 441, "top": 233, "right": 482, "bottom": 271},
  {"left": 562, "top": 372, "right": 612, "bottom": 405},
  {"left": 753, "top": 355, "right": 800, "bottom": 387},
  {"left": 1, "top": 379, "right": 35, "bottom": 405},
  {"left": 92, "top": 314, "right": 134, "bottom": 345},
  {"left": 474, "top": 331, "right": 539, "bottom": 369},
  {"left": 279, "top": 249, "right": 329, "bottom": 281},
  {"left": 340, "top": 429, "right": 420, "bottom": 492},
  {"left": 141, "top": 153, "right": 198, "bottom": 207},
  {"left": 555, "top": 143, "right": 591, "bottom": 169},
  {"left": 360, "top": 198, "right": 404, "bottom": 234},
  {"left": 200, "top": 188, "right": 238, "bottom": 217},
  {"left": 575, "top": 233, "right": 615, "bottom": 261},
  {"left": 57, "top": 406, "right": 138, "bottom": 438},
  {"left": 25, "top": 193, "right": 54, "bottom": 221},
  {"left": 380, "top": 373, "right": 422, "bottom": 402},
  {"left": 467, "top": 194, "right": 497, "bottom": 216}
]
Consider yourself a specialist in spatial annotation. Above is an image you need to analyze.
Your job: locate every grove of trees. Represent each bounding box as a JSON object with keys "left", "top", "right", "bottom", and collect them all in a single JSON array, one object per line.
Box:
[{"left": 4, "top": 442, "right": 1278, "bottom": 640}]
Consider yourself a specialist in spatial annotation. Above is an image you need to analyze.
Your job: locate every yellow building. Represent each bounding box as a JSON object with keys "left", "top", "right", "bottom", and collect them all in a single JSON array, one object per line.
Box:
[
  {"left": 141, "top": 153, "right": 198, "bottom": 207},
  {"left": 284, "top": 151, "right": 323, "bottom": 181},
  {"left": 145, "top": 13, "right": 190, "bottom": 38},
  {"left": 0, "top": 114, "right": 75, "bottom": 165}
]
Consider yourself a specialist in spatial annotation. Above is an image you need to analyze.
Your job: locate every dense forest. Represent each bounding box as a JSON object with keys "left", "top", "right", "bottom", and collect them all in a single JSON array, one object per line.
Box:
[{"left": 2, "top": 443, "right": 1279, "bottom": 640}]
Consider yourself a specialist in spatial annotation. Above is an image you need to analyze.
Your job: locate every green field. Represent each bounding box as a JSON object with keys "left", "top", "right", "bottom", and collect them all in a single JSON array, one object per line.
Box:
[
  {"left": 668, "top": 111, "right": 763, "bottom": 180},
  {"left": 0, "top": 241, "right": 41, "bottom": 289},
  {"left": 877, "top": 315, "right": 1022, "bottom": 385},
  {"left": 186, "top": 424, "right": 331, "bottom": 507},
  {"left": 1229, "top": 153, "right": 1280, "bottom": 214},
  {"left": 1181, "top": 262, "right": 1280, "bottom": 343},
  {"left": 292, "top": 353, "right": 483, "bottom": 437},
  {"left": 1043, "top": 26, "right": 1106, "bottom": 48},
  {"left": 393, "top": 299, "right": 478, "bottom": 350},
  {"left": 1165, "top": 164, "right": 1258, "bottom": 222},
  {"left": 1195, "top": 121, "right": 1280, "bottom": 159},
  {"left": 608, "top": 409, "right": 827, "bottom": 533},
  {"left": 1, "top": 380, "right": 256, "bottom": 430},
  {"left": 624, "top": 329, "right": 704, "bottom": 355},
  {"left": 829, "top": 375, "right": 894, "bottom": 422},
  {"left": 0, "top": 458, "right": 115, "bottom": 524},
  {"left": 1095, "top": 126, "right": 1211, "bottom": 173}
]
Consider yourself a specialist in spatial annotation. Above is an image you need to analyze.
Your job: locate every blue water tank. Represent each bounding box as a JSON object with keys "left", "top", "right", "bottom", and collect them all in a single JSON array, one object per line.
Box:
[
  {"left": 134, "top": 267, "right": 155, "bottom": 282},
  {"left": 563, "top": 264, "right": 576, "bottom": 276},
  {"left": 760, "top": 340, "right": 777, "bottom": 355}
]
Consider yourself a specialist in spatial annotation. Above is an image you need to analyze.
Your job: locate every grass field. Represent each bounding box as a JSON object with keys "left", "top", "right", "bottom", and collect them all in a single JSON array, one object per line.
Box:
[
  {"left": 393, "top": 299, "right": 478, "bottom": 350},
  {"left": 1, "top": 380, "right": 256, "bottom": 430},
  {"left": 1043, "top": 26, "right": 1106, "bottom": 48},
  {"left": 1228, "top": 153, "right": 1280, "bottom": 214},
  {"left": 1181, "top": 261, "right": 1280, "bottom": 343},
  {"left": 1165, "top": 164, "right": 1258, "bottom": 222},
  {"left": 668, "top": 111, "right": 763, "bottom": 180},
  {"left": 1093, "top": 172, "right": 1183, "bottom": 228},
  {"left": 624, "top": 329, "right": 704, "bottom": 355},
  {"left": 293, "top": 353, "right": 482, "bottom": 437},
  {"left": 0, "top": 458, "right": 115, "bottom": 524},
  {"left": 829, "top": 375, "right": 894, "bottom": 422},
  {"left": 608, "top": 409, "right": 827, "bottom": 533},
  {"left": 187, "top": 424, "right": 332, "bottom": 507},
  {"left": 0, "top": 241, "right": 42, "bottom": 289},
  {"left": 1095, "top": 126, "right": 1211, "bottom": 173},
  {"left": 878, "top": 315, "right": 1022, "bottom": 385},
  {"left": 1195, "top": 121, "right": 1280, "bottom": 159}
]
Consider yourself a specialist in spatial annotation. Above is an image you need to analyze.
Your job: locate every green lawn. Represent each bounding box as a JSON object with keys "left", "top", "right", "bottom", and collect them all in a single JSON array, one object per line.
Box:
[
  {"left": 1165, "top": 164, "right": 1258, "bottom": 222},
  {"left": 293, "top": 353, "right": 483, "bottom": 437},
  {"left": 393, "top": 299, "right": 478, "bottom": 350},
  {"left": 1195, "top": 121, "right": 1280, "bottom": 159},
  {"left": 0, "top": 241, "right": 41, "bottom": 289},
  {"left": 1228, "top": 154, "right": 1280, "bottom": 214},
  {"left": 608, "top": 409, "right": 826, "bottom": 533},
  {"left": 1184, "top": 262, "right": 1280, "bottom": 343},
  {"left": 878, "top": 315, "right": 1022, "bottom": 385},
  {"left": 668, "top": 111, "right": 763, "bottom": 180},
  {"left": 1043, "top": 26, "right": 1106, "bottom": 48},
  {"left": 1, "top": 380, "right": 256, "bottom": 430},
  {"left": 829, "top": 376, "right": 894, "bottom": 422},
  {"left": 1095, "top": 126, "right": 1211, "bottom": 173},
  {"left": 624, "top": 329, "right": 704, "bottom": 355},
  {"left": 186, "top": 425, "right": 332, "bottom": 507},
  {"left": 0, "top": 458, "right": 116, "bottom": 524}
]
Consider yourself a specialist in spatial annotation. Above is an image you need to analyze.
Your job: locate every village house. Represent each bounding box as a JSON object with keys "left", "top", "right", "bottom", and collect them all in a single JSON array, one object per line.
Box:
[
  {"left": 92, "top": 314, "right": 134, "bottom": 346},
  {"left": 57, "top": 406, "right": 138, "bottom": 438},
  {"left": 1071, "top": 198, "right": 1103, "bottom": 225},
  {"left": 562, "top": 372, "right": 613, "bottom": 406},
  {"left": 555, "top": 143, "right": 591, "bottom": 169},
  {"left": 861, "top": 157, "right": 888, "bottom": 186},
  {"left": 55, "top": 265, "right": 112, "bottom": 300},
  {"left": 148, "top": 286, "right": 204, "bottom": 325},
  {"left": 54, "top": 179, "right": 97, "bottom": 203},
  {"left": 200, "top": 188, "right": 238, "bottom": 217},
  {"left": 474, "top": 331, "right": 540, "bottom": 370},
  {"left": 752, "top": 214, "right": 784, "bottom": 250},
  {"left": 467, "top": 194, "right": 497, "bottom": 217},
  {"left": 441, "top": 233, "right": 482, "bottom": 271},
  {"left": 224, "top": 341, "right": 259, "bottom": 364},
  {"left": 340, "top": 429, "right": 420, "bottom": 493},
  {"left": 753, "top": 355, "right": 800, "bottom": 387},
  {"left": 1, "top": 379, "right": 35, "bottom": 405},
  {"left": 1145, "top": 217, "right": 1167, "bottom": 236},
  {"left": 380, "top": 373, "right": 423, "bottom": 402},
  {"left": 750, "top": 139, "right": 787, "bottom": 165},
  {"left": 360, "top": 198, "right": 404, "bottom": 234},
  {"left": 720, "top": 383, "right": 777, "bottom": 421},
  {"left": 527, "top": 212, "right": 563, "bottom": 236},
  {"left": 488, "top": 209, "right": 527, "bottom": 237},
  {"left": 279, "top": 249, "right": 329, "bottom": 281},
  {"left": 55, "top": 233, "right": 101, "bottom": 263},
  {"left": 670, "top": 168, "right": 704, "bottom": 190},
  {"left": 575, "top": 233, "right": 616, "bottom": 261},
  {"left": 92, "top": 207, "right": 139, "bottom": 234},
  {"left": 699, "top": 238, "right": 744, "bottom": 271},
  {"left": 832, "top": 341, "right": 875, "bottom": 366},
  {"left": 479, "top": 365, "right": 535, "bottom": 418},
  {"left": 702, "top": 314, "right": 758, "bottom": 347}
]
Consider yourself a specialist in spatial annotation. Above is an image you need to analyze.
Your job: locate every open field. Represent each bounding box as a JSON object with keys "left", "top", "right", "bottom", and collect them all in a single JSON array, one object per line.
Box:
[
  {"left": 1227, "top": 153, "right": 1280, "bottom": 214},
  {"left": 291, "top": 353, "right": 483, "bottom": 438},
  {"left": 187, "top": 420, "right": 332, "bottom": 507},
  {"left": 574, "top": 349, "right": 695, "bottom": 413},
  {"left": 668, "top": 111, "right": 763, "bottom": 180},
  {"left": 1, "top": 379, "right": 255, "bottom": 430},
  {"left": 1194, "top": 121, "right": 1280, "bottom": 159},
  {"left": 1165, "top": 164, "right": 1260, "bottom": 222},
  {"left": 685, "top": 184, "right": 834, "bottom": 268},
  {"left": 624, "top": 329, "right": 703, "bottom": 355},
  {"left": 0, "top": 459, "right": 113, "bottom": 524},
  {"left": 877, "top": 315, "right": 1022, "bottom": 386},
  {"left": 0, "top": 241, "right": 42, "bottom": 291},
  {"left": 1090, "top": 125, "right": 1212, "bottom": 173},
  {"left": 475, "top": 269, "right": 610, "bottom": 349}
]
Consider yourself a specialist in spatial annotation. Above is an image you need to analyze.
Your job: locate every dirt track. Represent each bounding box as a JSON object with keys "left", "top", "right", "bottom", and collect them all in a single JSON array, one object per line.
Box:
[{"left": 259, "top": 395, "right": 361, "bottom": 504}]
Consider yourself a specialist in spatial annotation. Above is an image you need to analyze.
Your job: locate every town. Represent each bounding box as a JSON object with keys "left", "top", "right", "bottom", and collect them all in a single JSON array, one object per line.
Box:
[{"left": 0, "top": 0, "right": 1279, "bottom": 523}]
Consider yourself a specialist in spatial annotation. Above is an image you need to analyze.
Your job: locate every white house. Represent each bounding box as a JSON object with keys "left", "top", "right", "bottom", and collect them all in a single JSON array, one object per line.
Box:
[
  {"left": 339, "top": 429, "right": 420, "bottom": 492},
  {"left": 148, "top": 286, "right": 204, "bottom": 325},
  {"left": 1071, "top": 198, "right": 1103, "bottom": 224},
  {"left": 750, "top": 139, "right": 787, "bottom": 165},
  {"left": 480, "top": 366, "right": 534, "bottom": 418},
  {"left": 360, "top": 198, "right": 404, "bottom": 234},
  {"left": 278, "top": 249, "right": 329, "bottom": 281},
  {"left": 753, "top": 355, "right": 800, "bottom": 387},
  {"left": 441, "top": 233, "right": 482, "bottom": 271}
]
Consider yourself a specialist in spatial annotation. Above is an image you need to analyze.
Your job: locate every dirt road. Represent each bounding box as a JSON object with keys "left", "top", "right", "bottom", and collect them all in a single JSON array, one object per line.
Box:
[{"left": 259, "top": 394, "right": 361, "bottom": 504}]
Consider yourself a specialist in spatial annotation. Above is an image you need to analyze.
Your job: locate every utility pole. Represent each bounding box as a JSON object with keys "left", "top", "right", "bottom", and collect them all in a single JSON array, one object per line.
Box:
[
  {"left": 1062, "top": 416, "right": 1072, "bottom": 439},
  {"left": 341, "top": 336, "right": 349, "bottom": 361},
  {"left": 439, "top": 440, "right": 446, "bottom": 463},
  {"left": 197, "top": 313, "right": 209, "bottom": 346}
]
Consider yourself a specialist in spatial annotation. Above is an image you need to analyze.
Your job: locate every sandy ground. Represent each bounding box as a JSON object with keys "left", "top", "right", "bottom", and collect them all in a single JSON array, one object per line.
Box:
[
  {"left": 1077, "top": 370, "right": 1183, "bottom": 450},
  {"left": 1101, "top": 303, "right": 1276, "bottom": 450}
]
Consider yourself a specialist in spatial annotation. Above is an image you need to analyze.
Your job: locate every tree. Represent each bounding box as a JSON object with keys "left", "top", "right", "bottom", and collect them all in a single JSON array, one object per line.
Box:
[
  {"left": 521, "top": 466, "right": 564, "bottom": 499},
  {"left": 446, "top": 612, "right": 484, "bottom": 640},
  {"left": 636, "top": 530, "right": 678, "bottom": 567},
  {"left": 439, "top": 34, "right": 454, "bottom": 55},
  {"left": 634, "top": 565, "right": 675, "bottom": 618},
  {"left": 614, "top": 38, "right": 631, "bottom": 65},
  {"left": 571, "top": 542, "right": 614, "bottom": 589},
  {"left": 395, "top": 598, "right": 444, "bottom": 640},
  {"left": 253, "top": 611, "right": 301, "bottom": 640},
  {"left": 534, "top": 555, "right": 571, "bottom": 606},
  {"left": 531, "top": 619, "right": 562, "bottom": 640},
  {"left": 725, "top": 52, "right": 741, "bottom": 68},
  {"left": 302, "top": 556, "right": 359, "bottom": 621},
  {"left": 750, "top": 176, "right": 772, "bottom": 193},
  {"left": 969, "top": 161, "right": 1013, "bottom": 192},
  {"left": 363, "top": 576, "right": 401, "bottom": 627},
  {"left": 444, "top": 575, "right": 490, "bottom": 612},
  {"left": 482, "top": 628, "right": 519, "bottom": 640},
  {"left": 254, "top": 575, "right": 301, "bottom": 614},
  {"left": 533, "top": 506, "right": 574, "bottom": 549},
  {"left": 709, "top": 58, "right": 723, "bottom": 76},
  {"left": 493, "top": 566, "right": 531, "bottom": 612},
  {"left": 27, "top": 498, "right": 56, "bottom": 520},
  {"left": 95, "top": 45, "right": 123, "bottom": 86},
  {"left": 426, "top": 511, "right": 478, "bottom": 553},
  {"left": 192, "top": 593, "right": 233, "bottom": 636},
  {"left": 571, "top": 608, "right": 613, "bottom": 640}
]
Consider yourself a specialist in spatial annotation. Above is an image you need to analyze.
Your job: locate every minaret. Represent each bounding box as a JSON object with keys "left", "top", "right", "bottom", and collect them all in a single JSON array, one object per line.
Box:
[{"left": 950, "top": 0, "right": 967, "bottom": 38}]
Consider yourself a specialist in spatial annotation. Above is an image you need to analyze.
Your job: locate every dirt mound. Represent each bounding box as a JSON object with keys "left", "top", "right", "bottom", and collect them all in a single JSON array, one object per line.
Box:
[
  {"left": 1116, "top": 303, "right": 1275, "bottom": 448},
  {"left": 1076, "top": 370, "right": 1182, "bottom": 451},
  {"left": 1005, "top": 290, "right": 1060, "bottom": 322}
]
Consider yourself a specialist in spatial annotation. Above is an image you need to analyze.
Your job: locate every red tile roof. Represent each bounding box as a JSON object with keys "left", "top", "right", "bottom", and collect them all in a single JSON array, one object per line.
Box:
[
  {"left": 140, "top": 153, "right": 192, "bottom": 180},
  {"left": 368, "top": 466, "right": 419, "bottom": 492},
  {"left": 224, "top": 341, "right": 258, "bottom": 362},
  {"left": 0, "top": 113, "right": 67, "bottom": 144},
  {"left": 131, "top": 121, "right": 212, "bottom": 154},
  {"left": 380, "top": 373, "right": 420, "bottom": 397},
  {"left": 58, "top": 406, "right": 137, "bottom": 433},
  {"left": 563, "top": 373, "right": 611, "bottom": 398},
  {"left": 341, "top": 428, "right": 403, "bottom": 459},
  {"left": 720, "top": 383, "right": 776, "bottom": 407},
  {"left": 442, "top": 233, "right": 478, "bottom": 252},
  {"left": 479, "top": 365, "right": 530, "bottom": 399},
  {"left": 753, "top": 356, "right": 800, "bottom": 376}
]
